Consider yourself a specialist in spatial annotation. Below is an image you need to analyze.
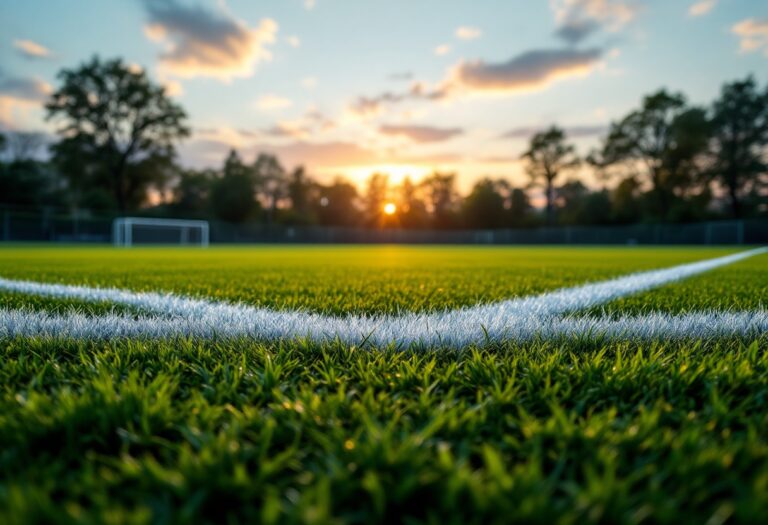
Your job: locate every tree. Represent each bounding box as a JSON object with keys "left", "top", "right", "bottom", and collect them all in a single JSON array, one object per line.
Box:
[
  {"left": 398, "top": 177, "right": 429, "bottom": 229},
  {"left": 611, "top": 176, "right": 643, "bottom": 224},
  {"left": 315, "top": 178, "right": 360, "bottom": 226},
  {"left": 557, "top": 180, "right": 611, "bottom": 225},
  {"left": 46, "top": 56, "right": 189, "bottom": 211},
  {"left": 594, "top": 90, "right": 709, "bottom": 220},
  {"left": 507, "top": 188, "right": 532, "bottom": 226},
  {"left": 210, "top": 150, "right": 256, "bottom": 222},
  {"left": 463, "top": 178, "right": 507, "bottom": 229},
  {"left": 521, "top": 126, "right": 579, "bottom": 225},
  {"left": 5, "top": 132, "right": 45, "bottom": 162},
  {"left": 253, "top": 153, "right": 286, "bottom": 224},
  {"left": 173, "top": 169, "right": 214, "bottom": 216},
  {"left": 421, "top": 172, "right": 459, "bottom": 228},
  {"left": 709, "top": 76, "right": 768, "bottom": 218},
  {"left": 287, "top": 166, "right": 315, "bottom": 220},
  {"left": 363, "top": 172, "right": 389, "bottom": 227}
]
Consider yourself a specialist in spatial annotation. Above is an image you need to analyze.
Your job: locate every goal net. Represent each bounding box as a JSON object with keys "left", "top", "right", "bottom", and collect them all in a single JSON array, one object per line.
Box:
[{"left": 112, "top": 217, "right": 210, "bottom": 247}]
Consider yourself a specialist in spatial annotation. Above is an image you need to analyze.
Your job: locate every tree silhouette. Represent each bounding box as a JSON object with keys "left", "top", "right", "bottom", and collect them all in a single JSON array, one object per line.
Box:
[
  {"left": 398, "top": 176, "right": 429, "bottom": 229},
  {"left": 287, "top": 166, "right": 314, "bottom": 222},
  {"left": 521, "top": 126, "right": 579, "bottom": 225},
  {"left": 463, "top": 179, "right": 507, "bottom": 229},
  {"left": 363, "top": 172, "right": 389, "bottom": 227},
  {"left": 173, "top": 169, "right": 214, "bottom": 216},
  {"left": 421, "top": 172, "right": 459, "bottom": 228},
  {"left": 210, "top": 150, "right": 256, "bottom": 222},
  {"left": 709, "top": 76, "right": 768, "bottom": 218},
  {"left": 46, "top": 56, "right": 189, "bottom": 211},
  {"left": 315, "top": 178, "right": 360, "bottom": 226},
  {"left": 254, "top": 153, "right": 286, "bottom": 224},
  {"left": 594, "top": 90, "right": 709, "bottom": 220}
]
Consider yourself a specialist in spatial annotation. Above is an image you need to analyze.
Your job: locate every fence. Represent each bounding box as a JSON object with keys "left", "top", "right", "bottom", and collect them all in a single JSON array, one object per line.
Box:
[{"left": 1, "top": 207, "right": 767, "bottom": 245}]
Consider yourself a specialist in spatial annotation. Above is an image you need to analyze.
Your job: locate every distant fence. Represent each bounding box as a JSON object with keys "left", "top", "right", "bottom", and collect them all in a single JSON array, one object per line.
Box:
[{"left": 1, "top": 208, "right": 767, "bottom": 245}]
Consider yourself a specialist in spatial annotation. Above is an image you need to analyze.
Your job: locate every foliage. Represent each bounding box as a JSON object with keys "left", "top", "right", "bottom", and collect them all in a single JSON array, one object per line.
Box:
[
  {"left": 709, "top": 76, "right": 768, "bottom": 218},
  {"left": 593, "top": 90, "right": 711, "bottom": 220},
  {"left": 45, "top": 56, "right": 189, "bottom": 211},
  {"left": 521, "top": 126, "right": 579, "bottom": 225},
  {"left": 210, "top": 150, "right": 257, "bottom": 223}
]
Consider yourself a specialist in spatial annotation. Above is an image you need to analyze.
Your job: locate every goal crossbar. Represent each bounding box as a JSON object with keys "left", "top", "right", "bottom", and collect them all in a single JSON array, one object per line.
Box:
[{"left": 112, "top": 217, "right": 210, "bottom": 247}]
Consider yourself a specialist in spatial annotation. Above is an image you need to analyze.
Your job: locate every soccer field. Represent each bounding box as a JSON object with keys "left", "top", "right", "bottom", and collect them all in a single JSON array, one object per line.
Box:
[{"left": 1, "top": 245, "right": 767, "bottom": 523}]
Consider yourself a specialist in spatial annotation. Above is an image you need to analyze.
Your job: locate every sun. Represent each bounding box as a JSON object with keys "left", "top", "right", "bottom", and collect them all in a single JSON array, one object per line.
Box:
[{"left": 383, "top": 202, "right": 397, "bottom": 215}]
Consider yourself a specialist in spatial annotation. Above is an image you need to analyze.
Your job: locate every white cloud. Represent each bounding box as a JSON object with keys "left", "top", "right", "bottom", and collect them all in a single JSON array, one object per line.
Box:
[
  {"left": 455, "top": 26, "right": 482, "bottom": 40},
  {"left": 287, "top": 35, "right": 301, "bottom": 48},
  {"left": 688, "top": 0, "right": 716, "bottom": 17},
  {"left": 301, "top": 76, "right": 318, "bottom": 89},
  {"left": 551, "top": 0, "right": 639, "bottom": 43},
  {"left": 434, "top": 44, "right": 451, "bottom": 56},
  {"left": 142, "top": 0, "right": 278, "bottom": 81},
  {"left": 304, "top": 0, "right": 316, "bottom": 10},
  {"left": 255, "top": 94, "right": 293, "bottom": 110},
  {"left": 13, "top": 39, "right": 52, "bottom": 59},
  {"left": 732, "top": 18, "right": 768, "bottom": 55},
  {"left": 379, "top": 124, "right": 463, "bottom": 143}
]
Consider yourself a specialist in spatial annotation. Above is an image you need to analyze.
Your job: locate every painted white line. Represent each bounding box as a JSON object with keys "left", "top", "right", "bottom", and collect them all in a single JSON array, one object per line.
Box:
[
  {"left": 0, "top": 308, "right": 765, "bottom": 345},
  {"left": 0, "top": 248, "right": 764, "bottom": 345}
]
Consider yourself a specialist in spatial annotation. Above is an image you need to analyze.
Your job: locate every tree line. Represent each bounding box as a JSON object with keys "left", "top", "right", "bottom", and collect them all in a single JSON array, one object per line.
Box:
[{"left": 0, "top": 56, "right": 766, "bottom": 229}]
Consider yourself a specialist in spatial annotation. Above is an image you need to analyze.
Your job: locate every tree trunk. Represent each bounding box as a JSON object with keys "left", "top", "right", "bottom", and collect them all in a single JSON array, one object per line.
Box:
[
  {"left": 727, "top": 173, "right": 741, "bottom": 218},
  {"left": 114, "top": 167, "right": 126, "bottom": 212},
  {"left": 545, "top": 178, "right": 554, "bottom": 226}
]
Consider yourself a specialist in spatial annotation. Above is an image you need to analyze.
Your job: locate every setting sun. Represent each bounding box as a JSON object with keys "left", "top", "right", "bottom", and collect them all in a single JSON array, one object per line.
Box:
[{"left": 383, "top": 202, "right": 397, "bottom": 215}]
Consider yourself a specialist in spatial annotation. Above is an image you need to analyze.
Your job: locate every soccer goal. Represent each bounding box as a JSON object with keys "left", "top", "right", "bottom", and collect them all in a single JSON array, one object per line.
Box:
[{"left": 112, "top": 217, "right": 210, "bottom": 247}]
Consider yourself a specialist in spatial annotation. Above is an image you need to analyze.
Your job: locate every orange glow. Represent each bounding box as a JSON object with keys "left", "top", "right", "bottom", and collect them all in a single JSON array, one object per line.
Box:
[{"left": 383, "top": 202, "right": 397, "bottom": 215}]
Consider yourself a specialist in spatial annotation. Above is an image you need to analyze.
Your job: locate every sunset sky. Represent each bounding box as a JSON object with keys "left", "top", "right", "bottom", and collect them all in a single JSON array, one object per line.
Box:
[{"left": 1, "top": 0, "right": 767, "bottom": 191}]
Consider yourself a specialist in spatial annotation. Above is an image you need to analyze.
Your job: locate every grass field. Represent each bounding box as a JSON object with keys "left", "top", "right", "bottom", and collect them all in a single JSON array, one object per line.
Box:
[{"left": 1, "top": 245, "right": 767, "bottom": 524}]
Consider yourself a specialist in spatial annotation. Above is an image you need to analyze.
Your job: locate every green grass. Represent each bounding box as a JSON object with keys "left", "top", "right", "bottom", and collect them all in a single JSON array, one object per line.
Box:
[
  {"left": 1, "top": 245, "right": 767, "bottom": 524},
  {"left": 0, "top": 245, "right": 748, "bottom": 314},
  {"left": 601, "top": 254, "right": 768, "bottom": 314},
  {"left": 1, "top": 337, "right": 767, "bottom": 524}
]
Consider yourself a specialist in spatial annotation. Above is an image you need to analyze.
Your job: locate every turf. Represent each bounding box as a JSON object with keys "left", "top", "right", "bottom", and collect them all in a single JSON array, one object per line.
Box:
[
  {"left": 1, "top": 244, "right": 767, "bottom": 524},
  {"left": 1, "top": 337, "right": 767, "bottom": 524},
  {"left": 600, "top": 252, "right": 768, "bottom": 314},
  {"left": 0, "top": 245, "right": 746, "bottom": 314}
]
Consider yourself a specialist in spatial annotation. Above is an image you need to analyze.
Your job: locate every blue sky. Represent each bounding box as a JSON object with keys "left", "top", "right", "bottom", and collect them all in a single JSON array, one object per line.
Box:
[{"left": 1, "top": 0, "right": 767, "bottom": 190}]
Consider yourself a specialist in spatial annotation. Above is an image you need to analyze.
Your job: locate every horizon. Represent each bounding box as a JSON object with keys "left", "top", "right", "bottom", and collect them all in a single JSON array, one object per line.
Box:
[{"left": 1, "top": 0, "right": 767, "bottom": 192}]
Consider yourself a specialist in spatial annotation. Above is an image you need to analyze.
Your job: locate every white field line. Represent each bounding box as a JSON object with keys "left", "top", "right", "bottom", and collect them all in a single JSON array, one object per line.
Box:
[
  {"left": 0, "top": 309, "right": 765, "bottom": 345},
  {"left": 0, "top": 247, "right": 764, "bottom": 345}
]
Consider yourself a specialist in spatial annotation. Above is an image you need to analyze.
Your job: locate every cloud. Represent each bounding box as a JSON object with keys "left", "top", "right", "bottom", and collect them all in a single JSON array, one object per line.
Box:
[
  {"left": 350, "top": 47, "right": 603, "bottom": 116},
  {"left": 0, "top": 72, "right": 52, "bottom": 130},
  {"left": 379, "top": 124, "right": 463, "bottom": 143},
  {"left": 455, "top": 26, "right": 482, "bottom": 40},
  {"left": 434, "top": 44, "right": 451, "bottom": 56},
  {"left": 0, "top": 73, "right": 52, "bottom": 102},
  {"left": 163, "top": 79, "right": 184, "bottom": 97},
  {"left": 500, "top": 124, "right": 607, "bottom": 139},
  {"left": 304, "top": 0, "right": 316, "bottom": 10},
  {"left": 255, "top": 94, "right": 293, "bottom": 110},
  {"left": 551, "top": 0, "right": 639, "bottom": 44},
  {"left": 688, "top": 0, "right": 716, "bottom": 17},
  {"left": 389, "top": 71, "right": 413, "bottom": 81},
  {"left": 301, "top": 76, "right": 318, "bottom": 89},
  {"left": 286, "top": 35, "right": 301, "bottom": 48},
  {"left": 13, "top": 39, "right": 52, "bottom": 60},
  {"left": 449, "top": 47, "right": 603, "bottom": 92},
  {"left": 732, "top": 18, "right": 768, "bottom": 55},
  {"left": 142, "top": 0, "right": 278, "bottom": 80},
  {"left": 263, "top": 108, "right": 335, "bottom": 139}
]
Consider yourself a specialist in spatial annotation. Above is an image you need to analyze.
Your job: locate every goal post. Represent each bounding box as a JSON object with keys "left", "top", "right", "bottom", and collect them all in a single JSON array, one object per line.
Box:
[{"left": 112, "top": 217, "right": 210, "bottom": 247}]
